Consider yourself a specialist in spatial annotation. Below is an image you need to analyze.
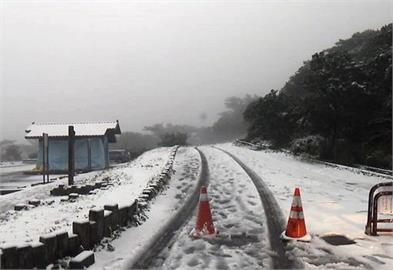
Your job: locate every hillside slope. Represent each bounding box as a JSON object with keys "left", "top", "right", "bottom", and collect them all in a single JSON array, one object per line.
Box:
[{"left": 244, "top": 24, "right": 392, "bottom": 169}]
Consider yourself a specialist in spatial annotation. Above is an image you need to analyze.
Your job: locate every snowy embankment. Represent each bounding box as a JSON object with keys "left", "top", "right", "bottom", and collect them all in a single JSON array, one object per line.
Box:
[
  {"left": 0, "top": 147, "right": 171, "bottom": 248},
  {"left": 219, "top": 143, "right": 393, "bottom": 269},
  {"left": 92, "top": 147, "right": 201, "bottom": 269},
  {"left": 162, "top": 146, "right": 269, "bottom": 269}
]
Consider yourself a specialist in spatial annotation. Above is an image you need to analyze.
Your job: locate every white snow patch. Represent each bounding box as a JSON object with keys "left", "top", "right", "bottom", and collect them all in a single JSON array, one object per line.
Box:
[
  {"left": 219, "top": 143, "right": 393, "bottom": 269},
  {"left": 0, "top": 147, "right": 172, "bottom": 247}
]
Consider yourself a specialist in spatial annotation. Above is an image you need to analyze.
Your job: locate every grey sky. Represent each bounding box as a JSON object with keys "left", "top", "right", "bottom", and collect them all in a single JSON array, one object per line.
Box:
[{"left": 1, "top": 0, "right": 391, "bottom": 142}]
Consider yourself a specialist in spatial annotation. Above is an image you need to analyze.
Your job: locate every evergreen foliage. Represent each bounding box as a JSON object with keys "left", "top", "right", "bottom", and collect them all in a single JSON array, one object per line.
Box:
[
  {"left": 244, "top": 24, "right": 392, "bottom": 169},
  {"left": 158, "top": 132, "right": 188, "bottom": 147}
]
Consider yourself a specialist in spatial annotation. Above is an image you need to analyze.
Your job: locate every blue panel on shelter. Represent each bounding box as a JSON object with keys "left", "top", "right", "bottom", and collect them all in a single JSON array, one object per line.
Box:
[
  {"left": 37, "top": 137, "right": 106, "bottom": 171},
  {"left": 90, "top": 137, "right": 106, "bottom": 170},
  {"left": 75, "top": 139, "right": 89, "bottom": 170}
]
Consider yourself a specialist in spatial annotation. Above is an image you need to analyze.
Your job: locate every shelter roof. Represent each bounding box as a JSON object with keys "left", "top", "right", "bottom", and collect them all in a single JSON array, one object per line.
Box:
[{"left": 25, "top": 121, "right": 121, "bottom": 142}]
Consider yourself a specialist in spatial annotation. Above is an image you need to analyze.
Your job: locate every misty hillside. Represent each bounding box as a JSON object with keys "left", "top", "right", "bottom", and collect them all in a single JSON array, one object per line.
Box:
[{"left": 244, "top": 24, "right": 392, "bottom": 169}]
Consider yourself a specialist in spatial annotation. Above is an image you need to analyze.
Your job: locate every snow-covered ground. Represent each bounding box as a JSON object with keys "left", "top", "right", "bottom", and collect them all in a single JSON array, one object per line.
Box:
[
  {"left": 1, "top": 144, "right": 392, "bottom": 269},
  {"left": 162, "top": 146, "right": 269, "bottom": 269},
  {"left": 0, "top": 147, "right": 172, "bottom": 247},
  {"left": 92, "top": 146, "right": 201, "bottom": 269},
  {"left": 0, "top": 162, "right": 36, "bottom": 190},
  {"left": 219, "top": 143, "right": 393, "bottom": 269},
  {"left": 0, "top": 174, "right": 76, "bottom": 212}
]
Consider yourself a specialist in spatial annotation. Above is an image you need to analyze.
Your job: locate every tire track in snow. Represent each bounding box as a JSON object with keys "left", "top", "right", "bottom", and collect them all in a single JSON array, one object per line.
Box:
[
  {"left": 130, "top": 147, "right": 209, "bottom": 269},
  {"left": 159, "top": 146, "right": 268, "bottom": 269},
  {"left": 215, "top": 146, "right": 302, "bottom": 269}
]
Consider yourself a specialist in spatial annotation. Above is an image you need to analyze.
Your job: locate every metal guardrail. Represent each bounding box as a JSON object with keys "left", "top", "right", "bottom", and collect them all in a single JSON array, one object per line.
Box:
[
  {"left": 233, "top": 140, "right": 393, "bottom": 179},
  {"left": 365, "top": 181, "right": 393, "bottom": 236},
  {"left": 355, "top": 164, "right": 393, "bottom": 176}
]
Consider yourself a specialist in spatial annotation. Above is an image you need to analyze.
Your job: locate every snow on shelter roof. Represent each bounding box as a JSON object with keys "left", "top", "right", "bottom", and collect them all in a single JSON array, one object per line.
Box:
[{"left": 25, "top": 121, "right": 121, "bottom": 142}]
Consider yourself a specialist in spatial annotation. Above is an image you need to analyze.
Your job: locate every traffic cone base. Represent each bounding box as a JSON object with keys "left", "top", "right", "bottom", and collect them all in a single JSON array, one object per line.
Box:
[
  {"left": 190, "top": 227, "right": 217, "bottom": 239},
  {"left": 280, "top": 230, "right": 311, "bottom": 242},
  {"left": 281, "top": 187, "right": 311, "bottom": 242}
]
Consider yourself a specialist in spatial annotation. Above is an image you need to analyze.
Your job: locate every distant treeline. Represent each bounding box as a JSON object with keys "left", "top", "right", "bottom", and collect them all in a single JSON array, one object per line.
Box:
[
  {"left": 244, "top": 24, "right": 392, "bottom": 169},
  {"left": 112, "top": 95, "right": 257, "bottom": 151},
  {"left": 0, "top": 140, "right": 37, "bottom": 162}
]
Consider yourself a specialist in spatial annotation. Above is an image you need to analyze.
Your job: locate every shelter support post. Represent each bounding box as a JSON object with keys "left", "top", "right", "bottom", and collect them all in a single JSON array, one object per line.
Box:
[{"left": 68, "top": 126, "right": 75, "bottom": 185}]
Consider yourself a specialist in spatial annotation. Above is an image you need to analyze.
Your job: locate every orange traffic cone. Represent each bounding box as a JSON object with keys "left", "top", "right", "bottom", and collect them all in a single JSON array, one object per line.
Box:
[
  {"left": 190, "top": 186, "right": 216, "bottom": 238},
  {"left": 281, "top": 187, "right": 311, "bottom": 242}
]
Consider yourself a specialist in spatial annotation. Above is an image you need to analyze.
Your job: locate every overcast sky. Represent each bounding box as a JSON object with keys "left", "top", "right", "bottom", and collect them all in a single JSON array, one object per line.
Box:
[{"left": 0, "top": 0, "right": 391, "bottom": 142}]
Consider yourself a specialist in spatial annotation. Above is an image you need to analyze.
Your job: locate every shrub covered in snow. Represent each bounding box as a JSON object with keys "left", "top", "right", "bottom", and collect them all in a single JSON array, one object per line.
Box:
[
  {"left": 249, "top": 138, "right": 272, "bottom": 150},
  {"left": 290, "top": 135, "right": 324, "bottom": 157}
]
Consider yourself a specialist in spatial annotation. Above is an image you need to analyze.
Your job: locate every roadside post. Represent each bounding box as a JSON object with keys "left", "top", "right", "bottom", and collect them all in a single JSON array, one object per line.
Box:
[{"left": 68, "top": 126, "right": 75, "bottom": 185}]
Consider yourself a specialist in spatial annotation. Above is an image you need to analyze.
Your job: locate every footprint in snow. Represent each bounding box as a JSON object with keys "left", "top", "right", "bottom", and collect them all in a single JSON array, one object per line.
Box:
[
  {"left": 218, "top": 212, "right": 228, "bottom": 219},
  {"left": 225, "top": 206, "right": 237, "bottom": 213},
  {"left": 215, "top": 258, "right": 230, "bottom": 269},
  {"left": 187, "top": 257, "right": 200, "bottom": 267},
  {"left": 363, "top": 255, "right": 385, "bottom": 265},
  {"left": 247, "top": 200, "right": 257, "bottom": 206},
  {"left": 223, "top": 223, "right": 234, "bottom": 229}
]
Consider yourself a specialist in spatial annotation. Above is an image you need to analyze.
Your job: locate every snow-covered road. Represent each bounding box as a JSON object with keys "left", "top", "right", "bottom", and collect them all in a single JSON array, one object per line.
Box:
[
  {"left": 161, "top": 146, "right": 270, "bottom": 269},
  {"left": 131, "top": 144, "right": 392, "bottom": 269},
  {"left": 219, "top": 143, "right": 393, "bottom": 269}
]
